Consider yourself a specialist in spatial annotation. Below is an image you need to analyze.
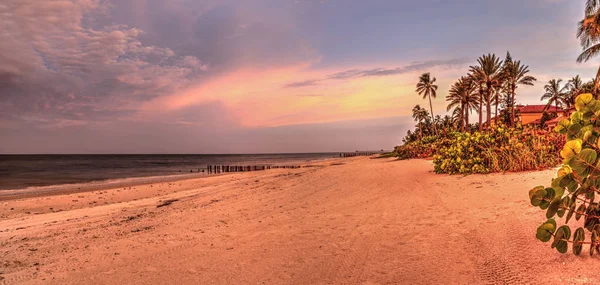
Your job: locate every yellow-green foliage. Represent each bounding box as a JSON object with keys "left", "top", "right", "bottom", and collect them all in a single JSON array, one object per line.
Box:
[
  {"left": 433, "top": 127, "right": 564, "bottom": 174},
  {"left": 395, "top": 135, "right": 440, "bottom": 160},
  {"left": 530, "top": 93, "right": 600, "bottom": 256}
]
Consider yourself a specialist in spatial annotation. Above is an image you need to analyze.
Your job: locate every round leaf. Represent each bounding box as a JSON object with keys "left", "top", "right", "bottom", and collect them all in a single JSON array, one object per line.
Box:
[
  {"left": 561, "top": 140, "right": 582, "bottom": 160},
  {"left": 536, "top": 219, "right": 557, "bottom": 243},
  {"left": 575, "top": 93, "right": 594, "bottom": 111},
  {"left": 573, "top": 228, "right": 585, "bottom": 256},
  {"left": 552, "top": 225, "right": 571, "bottom": 253}
]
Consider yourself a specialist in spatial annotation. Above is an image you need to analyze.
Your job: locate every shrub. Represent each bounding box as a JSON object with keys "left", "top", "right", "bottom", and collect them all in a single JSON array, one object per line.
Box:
[
  {"left": 530, "top": 93, "right": 600, "bottom": 256},
  {"left": 433, "top": 126, "right": 564, "bottom": 174},
  {"left": 395, "top": 135, "right": 440, "bottom": 160}
]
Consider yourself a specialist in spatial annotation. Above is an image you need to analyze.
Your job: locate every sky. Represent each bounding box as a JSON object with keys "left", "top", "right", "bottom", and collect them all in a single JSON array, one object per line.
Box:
[{"left": 1, "top": 0, "right": 598, "bottom": 154}]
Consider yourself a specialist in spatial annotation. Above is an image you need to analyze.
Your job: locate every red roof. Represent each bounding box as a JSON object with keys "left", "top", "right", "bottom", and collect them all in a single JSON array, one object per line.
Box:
[{"left": 516, "top": 105, "right": 564, "bottom": 113}]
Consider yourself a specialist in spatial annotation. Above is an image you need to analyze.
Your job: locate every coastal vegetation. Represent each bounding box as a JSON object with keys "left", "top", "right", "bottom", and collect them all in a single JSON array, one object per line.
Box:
[
  {"left": 395, "top": 52, "right": 572, "bottom": 174},
  {"left": 394, "top": 0, "right": 600, "bottom": 256},
  {"left": 530, "top": 93, "right": 600, "bottom": 255},
  {"left": 527, "top": 0, "right": 600, "bottom": 257},
  {"left": 396, "top": 2, "right": 600, "bottom": 173}
]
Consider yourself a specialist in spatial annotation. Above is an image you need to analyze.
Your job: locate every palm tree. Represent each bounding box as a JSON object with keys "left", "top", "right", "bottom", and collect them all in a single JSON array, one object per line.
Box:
[
  {"left": 467, "top": 73, "right": 485, "bottom": 131},
  {"left": 440, "top": 115, "right": 455, "bottom": 133},
  {"left": 412, "top": 105, "right": 429, "bottom": 139},
  {"left": 577, "top": 1, "right": 600, "bottom": 96},
  {"left": 447, "top": 76, "right": 479, "bottom": 132},
  {"left": 501, "top": 52, "right": 536, "bottom": 127},
  {"left": 470, "top": 54, "right": 504, "bottom": 129},
  {"left": 541, "top": 79, "right": 568, "bottom": 112},
  {"left": 416, "top": 72, "right": 438, "bottom": 135},
  {"left": 582, "top": 78, "right": 596, "bottom": 93},
  {"left": 565, "top": 75, "right": 583, "bottom": 109}
]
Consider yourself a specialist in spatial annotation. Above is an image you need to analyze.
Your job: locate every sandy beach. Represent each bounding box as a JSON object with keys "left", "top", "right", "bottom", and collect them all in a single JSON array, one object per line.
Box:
[{"left": 0, "top": 157, "right": 597, "bottom": 284}]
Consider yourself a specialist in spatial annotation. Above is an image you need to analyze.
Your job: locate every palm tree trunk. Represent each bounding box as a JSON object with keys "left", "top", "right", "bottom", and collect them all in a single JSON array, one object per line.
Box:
[
  {"left": 428, "top": 95, "right": 436, "bottom": 136},
  {"left": 460, "top": 103, "right": 465, "bottom": 132},
  {"left": 511, "top": 86, "right": 516, "bottom": 127},
  {"left": 458, "top": 105, "right": 465, "bottom": 133},
  {"left": 494, "top": 93, "right": 499, "bottom": 125},
  {"left": 486, "top": 89, "right": 491, "bottom": 128},
  {"left": 465, "top": 106, "right": 469, "bottom": 131},
  {"left": 478, "top": 92, "right": 483, "bottom": 132}
]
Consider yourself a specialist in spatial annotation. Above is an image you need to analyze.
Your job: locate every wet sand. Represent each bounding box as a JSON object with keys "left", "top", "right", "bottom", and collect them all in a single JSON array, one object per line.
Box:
[{"left": 0, "top": 157, "right": 596, "bottom": 284}]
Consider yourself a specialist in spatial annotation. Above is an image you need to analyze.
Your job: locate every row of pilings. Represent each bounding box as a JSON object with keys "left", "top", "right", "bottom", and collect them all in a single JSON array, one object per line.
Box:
[
  {"left": 205, "top": 165, "right": 301, "bottom": 174},
  {"left": 339, "top": 152, "right": 380, "bottom": 158}
]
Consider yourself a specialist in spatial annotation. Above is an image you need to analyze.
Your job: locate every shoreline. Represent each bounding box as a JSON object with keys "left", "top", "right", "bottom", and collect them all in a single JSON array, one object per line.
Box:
[{"left": 0, "top": 157, "right": 342, "bottom": 201}]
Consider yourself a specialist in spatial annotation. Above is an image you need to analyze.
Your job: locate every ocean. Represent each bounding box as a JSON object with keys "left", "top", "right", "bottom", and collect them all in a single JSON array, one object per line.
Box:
[{"left": 0, "top": 153, "right": 339, "bottom": 190}]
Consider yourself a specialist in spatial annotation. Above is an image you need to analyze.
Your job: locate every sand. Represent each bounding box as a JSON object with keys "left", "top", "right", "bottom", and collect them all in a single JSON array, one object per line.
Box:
[{"left": 0, "top": 157, "right": 597, "bottom": 284}]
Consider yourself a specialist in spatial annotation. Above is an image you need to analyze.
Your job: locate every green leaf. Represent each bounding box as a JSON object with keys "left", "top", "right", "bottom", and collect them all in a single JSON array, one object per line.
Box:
[
  {"left": 561, "top": 140, "right": 582, "bottom": 160},
  {"left": 530, "top": 188, "right": 547, "bottom": 207},
  {"left": 557, "top": 165, "right": 572, "bottom": 178},
  {"left": 529, "top": 186, "right": 544, "bottom": 200},
  {"left": 585, "top": 204, "right": 599, "bottom": 231},
  {"left": 552, "top": 225, "right": 571, "bottom": 253},
  {"left": 579, "top": 149, "right": 597, "bottom": 165},
  {"left": 536, "top": 219, "right": 557, "bottom": 243},
  {"left": 567, "top": 123, "right": 583, "bottom": 140},
  {"left": 547, "top": 199, "right": 561, "bottom": 218},
  {"left": 539, "top": 188, "right": 556, "bottom": 210},
  {"left": 557, "top": 196, "right": 571, "bottom": 218},
  {"left": 575, "top": 93, "right": 594, "bottom": 111},
  {"left": 566, "top": 201, "right": 577, "bottom": 223},
  {"left": 576, "top": 204, "right": 587, "bottom": 221},
  {"left": 573, "top": 228, "right": 585, "bottom": 256},
  {"left": 571, "top": 111, "right": 584, "bottom": 122},
  {"left": 555, "top": 119, "right": 571, "bottom": 134},
  {"left": 569, "top": 149, "right": 597, "bottom": 177}
]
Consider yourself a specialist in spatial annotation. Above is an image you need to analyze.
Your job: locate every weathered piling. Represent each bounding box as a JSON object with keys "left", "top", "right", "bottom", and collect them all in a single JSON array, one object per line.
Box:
[
  {"left": 339, "top": 151, "right": 383, "bottom": 158},
  {"left": 204, "top": 164, "right": 302, "bottom": 175}
]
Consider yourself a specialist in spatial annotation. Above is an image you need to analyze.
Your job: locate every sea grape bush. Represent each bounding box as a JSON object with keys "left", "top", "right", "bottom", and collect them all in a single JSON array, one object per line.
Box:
[
  {"left": 530, "top": 93, "right": 600, "bottom": 256},
  {"left": 395, "top": 135, "right": 440, "bottom": 160},
  {"left": 433, "top": 127, "right": 564, "bottom": 174}
]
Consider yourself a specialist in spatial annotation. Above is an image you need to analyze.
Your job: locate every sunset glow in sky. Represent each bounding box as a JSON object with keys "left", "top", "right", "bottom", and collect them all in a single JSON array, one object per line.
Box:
[{"left": 1, "top": 0, "right": 599, "bottom": 153}]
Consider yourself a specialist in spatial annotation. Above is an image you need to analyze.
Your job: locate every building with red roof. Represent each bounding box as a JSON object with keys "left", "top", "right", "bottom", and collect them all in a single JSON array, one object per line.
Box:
[{"left": 515, "top": 104, "right": 565, "bottom": 125}]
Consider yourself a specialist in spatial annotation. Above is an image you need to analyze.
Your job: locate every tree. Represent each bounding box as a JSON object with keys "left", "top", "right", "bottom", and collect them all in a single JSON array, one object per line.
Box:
[
  {"left": 416, "top": 73, "right": 439, "bottom": 135},
  {"left": 412, "top": 105, "right": 429, "bottom": 140},
  {"left": 502, "top": 52, "right": 537, "bottom": 127},
  {"left": 447, "top": 76, "right": 478, "bottom": 132},
  {"left": 540, "top": 79, "right": 568, "bottom": 111},
  {"left": 470, "top": 54, "right": 504, "bottom": 129},
  {"left": 565, "top": 75, "right": 583, "bottom": 109},
  {"left": 577, "top": 1, "right": 600, "bottom": 96}
]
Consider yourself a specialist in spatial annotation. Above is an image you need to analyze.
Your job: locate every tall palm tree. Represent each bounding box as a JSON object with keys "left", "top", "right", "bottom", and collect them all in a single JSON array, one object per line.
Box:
[
  {"left": 492, "top": 88, "right": 503, "bottom": 125},
  {"left": 541, "top": 79, "right": 568, "bottom": 112},
  {"left": 412, "top": 105, "right": 429, "bottom": 139},
  {"left": 447, "top": 76, "right": 479, "bottom": 132},
  {"left": 467, "top": 73, "right": 485, "bottom": 131},
  {"left": 577, "top": 1, "right": 600, "bottom": 96},
  {"left": 470, "top": 54, "right": 504, "bottom": 129},
  {"left": 565, "top": 75, "right": 583, "bottom": 109},
  {"left": 416, "top": 72, "right": 438, "bottom": 135},
  {"left": 502, "top": 52, "right": 537, "bottom": 127}
]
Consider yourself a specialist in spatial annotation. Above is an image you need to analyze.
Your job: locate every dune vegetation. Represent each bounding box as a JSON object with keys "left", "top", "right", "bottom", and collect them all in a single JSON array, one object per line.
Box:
[
  {"left": 394, "top": 0, "right": 600, "bottom": 257},
  {"left": 394, "top": 51, "right": 579, "bottom": 174}
]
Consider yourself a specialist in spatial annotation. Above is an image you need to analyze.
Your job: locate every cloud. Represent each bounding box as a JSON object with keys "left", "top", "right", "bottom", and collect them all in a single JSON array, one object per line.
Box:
[
  {"left": 282, "top": 58, "right": 469, "bottom": 90},
  {"left": 326, "top": 58, "right": 470, "bottom": 80},
  {"left": 284, "top": 79, "right": 322, "bottom": 88},
  {"left": 0, "top": 0, "right": 209, "bottom": 127}
]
